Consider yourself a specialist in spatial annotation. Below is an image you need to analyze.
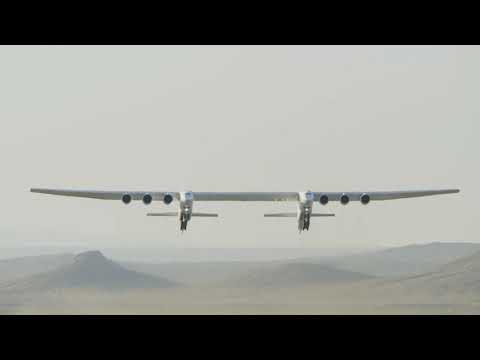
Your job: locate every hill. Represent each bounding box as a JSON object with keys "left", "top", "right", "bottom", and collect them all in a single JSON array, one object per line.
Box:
[
  {"left": 324, "top": 242, "right": 480, "bottom": 277},
  {"left": 391, "top": 249, "right": 480, "bottom": 296},
  {"left": 225, "top": 262, "right": 372, "bottom": 288},
  {"left": 0, "top": 251, "right": 176, "bottom": 292},
  {"left": 122, "top": 260, "right": 274, "bottom": 285},
  {"left": 123, "top": 242, "right": 480, "bottom": 284},
  {"left": 0, "top": 253, "right": 75, "bottom": 282}
]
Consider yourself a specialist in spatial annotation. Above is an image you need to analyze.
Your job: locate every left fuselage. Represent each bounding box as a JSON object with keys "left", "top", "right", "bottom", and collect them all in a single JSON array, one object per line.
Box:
[
  {"left": 297, "top": 191, "right": 314, "bottom": 231},
  {"left": 179, "top": 191, "right": 194, "bottom": 230}
]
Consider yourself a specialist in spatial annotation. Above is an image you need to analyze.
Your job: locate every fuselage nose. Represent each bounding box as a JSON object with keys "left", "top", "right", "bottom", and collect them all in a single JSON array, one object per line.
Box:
[
  {"left": 180, "top": 191, "right": 194, "bottom": 222},
  {"left": 180, "top": 191, "right": 194, "bottom": 201},
  {"left": 299, "top": 191, "right": 314, "bottom": 205},
  {"left": 297, "top": 191, "right": 314, "bottom": 230}
]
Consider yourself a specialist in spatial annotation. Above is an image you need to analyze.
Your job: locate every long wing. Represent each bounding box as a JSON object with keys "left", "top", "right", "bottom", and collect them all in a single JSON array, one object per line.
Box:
[
  {"left": 30, "top": 188, "right": 178, "bottom": 201},
  {"left": 29, "top": 189, "right": 296, "bottom": 201},
  {"left": 30, "top": 188, "right": 459, "bottom": 202},
  {"left": 313, "top": 189, "right": 460, "bottom": 202},
  {"left": 193, "top": 190, "right": 460, "bottom": 201},
  {"left": 192, "top": 192, "right": 298, "bottom": 201}
]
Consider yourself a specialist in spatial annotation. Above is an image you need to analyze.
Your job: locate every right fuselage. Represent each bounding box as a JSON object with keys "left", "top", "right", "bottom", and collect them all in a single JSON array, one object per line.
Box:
[
  {"left": 297, "top": 191, "right": 314, "bottom": 232},
  {"left": 179, "top": 191, "right": 194, "bottom": 231}
]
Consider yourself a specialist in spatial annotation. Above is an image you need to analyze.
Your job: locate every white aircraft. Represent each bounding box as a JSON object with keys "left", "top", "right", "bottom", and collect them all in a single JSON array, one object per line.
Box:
[{"left": 30, "top": 188, "right": 460, "bottom": 232}]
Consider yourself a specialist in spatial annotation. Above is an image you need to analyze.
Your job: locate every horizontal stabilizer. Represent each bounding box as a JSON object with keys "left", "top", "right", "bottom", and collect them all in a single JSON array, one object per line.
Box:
[
  {"left": 264, "top": 213, "right": 297, "bottom": 217},
  {"left": 264, "top": 213, "right": 335, "bottom": 217},
  {"left": 146, "top": 212, "right": 218, "bottom": 217},
  {"left": 191, "top": 213, "right": 218, "bottom": 217},
  {"left": 146, "top": 212, "right": 177, "bottom": 217}
]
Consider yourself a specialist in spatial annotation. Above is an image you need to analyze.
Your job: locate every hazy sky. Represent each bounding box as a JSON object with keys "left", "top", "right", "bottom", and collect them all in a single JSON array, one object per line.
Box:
[{"left": 0, "top": 45, "right": 477, "bottom": 260}]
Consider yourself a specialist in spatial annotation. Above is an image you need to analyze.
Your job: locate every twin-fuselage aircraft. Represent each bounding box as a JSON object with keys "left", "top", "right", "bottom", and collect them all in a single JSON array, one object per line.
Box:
[{"left": 31, "top": 188, "right": 460, "bottom": 232}]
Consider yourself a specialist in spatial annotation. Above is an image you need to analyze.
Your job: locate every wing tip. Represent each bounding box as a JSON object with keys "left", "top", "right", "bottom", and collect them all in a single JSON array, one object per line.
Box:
[
  {"left": 447, "top": 188, "right": 460, "bottom": 194},
  {"left": 31, "top": 188, "right": 53, "bottom": 194}
]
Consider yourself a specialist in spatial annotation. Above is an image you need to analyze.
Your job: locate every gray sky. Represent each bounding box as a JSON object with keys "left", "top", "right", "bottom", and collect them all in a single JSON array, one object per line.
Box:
[{"left": 0, "top": 45, "right": 477, "bottom": 260}]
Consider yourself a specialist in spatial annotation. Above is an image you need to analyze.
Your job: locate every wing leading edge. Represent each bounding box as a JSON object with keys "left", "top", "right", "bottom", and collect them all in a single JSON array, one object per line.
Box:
[
  {"left": 30, "top": 188, "right": 459, "bottom": 202},
  {"left": 313, "top": 189, "right": 460, "bottom": 202},
  {"left": 30, "top": 188, "right": 178, "bottom": 201}
]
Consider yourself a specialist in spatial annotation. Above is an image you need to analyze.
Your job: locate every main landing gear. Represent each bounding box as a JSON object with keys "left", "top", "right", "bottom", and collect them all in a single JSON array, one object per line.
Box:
[
  {"left": 180, "top": 213, "right": 188, "bottom": 231},
  {"left": 302, "top": 209, "right": 311, "bottom": 231},
  {"left": 302, "top": 217, "right": 310, "bottom": 231}
]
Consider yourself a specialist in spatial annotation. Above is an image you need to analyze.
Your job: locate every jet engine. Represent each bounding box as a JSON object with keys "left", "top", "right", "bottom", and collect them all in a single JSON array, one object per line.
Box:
[
  {"left": 163, "top": 193, "right": 174, "bottom": 205},
  {"left": 122, "top": 194, "right": 132, "bottom": 204},
  {"left": 360, "top": 193, "right": 370, "bottom": 205},
  {"left": 340, "top": 194, "right": 350, "bottom": 205},
  {"left": 319, "top": 194, "right": 329, "bottom": 205},
  {"left": 142, "top": 194, "right": 152, "bottom": 205}
]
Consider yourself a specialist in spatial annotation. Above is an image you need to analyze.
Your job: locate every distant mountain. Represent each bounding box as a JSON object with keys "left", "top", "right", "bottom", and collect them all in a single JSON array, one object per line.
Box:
[
  {"left": 392, "top": 249, "right": 480, "bottom": 295},
  {"left": 324, "top": 242, "right": 480, "bottom": 277},
  {"left": 0, "top": 251, "right": 176, "bottom": 292},
  {"left": 123, "top": 242, "right": 480, "bottom": 285},
  {"left": 2, "top": 242, "right": 478, "bottom": 291},
  {"left": 122, "top": 260, "right": 272, "bottom": 285},
  {"left": 225, "top": 263, "right": 372, "bottom": 288},
  {"left": 0, "top": 253, "right": 75, "bottom": 282}
]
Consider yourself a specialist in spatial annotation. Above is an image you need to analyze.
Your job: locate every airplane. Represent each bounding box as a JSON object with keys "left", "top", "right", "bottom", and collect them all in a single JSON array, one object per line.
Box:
[{"left": 30, "top": 188, "right": 460, "bottom": 232}]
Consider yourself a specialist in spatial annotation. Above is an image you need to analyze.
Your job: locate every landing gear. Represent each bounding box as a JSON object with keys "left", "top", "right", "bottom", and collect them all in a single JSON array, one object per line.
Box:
[
  {"left": 302, "top": 218, "right": 310, "bottom": 231},
  {"left": 180, "top": 221, "right": 188, "bottom": 231},
  {"left": 302, "top": 209, "right": 311, "bottom": 231},
  {"left": 180, "top": 213, "right": 188, "bottom": 231}
]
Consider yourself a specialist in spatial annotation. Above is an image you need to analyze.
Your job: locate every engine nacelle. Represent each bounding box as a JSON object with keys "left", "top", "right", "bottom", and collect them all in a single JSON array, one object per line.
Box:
[
  {"left": 122, "top": 193, "right": 132, "bottom": 204},
  {"left": 142, "top": 193, "right": 152, "bottom": 205},
  {"left": 340, "top": 193, "right": 350, "bottom": 205},
  {"left": 163, "top": 193, "right": 174, "bottom": 205},
  {"left": 319, "top": 194, "right": 329, "bottom": 205},
  {"left": 360, "top": 193, "right": 370, "bottom": 205}
]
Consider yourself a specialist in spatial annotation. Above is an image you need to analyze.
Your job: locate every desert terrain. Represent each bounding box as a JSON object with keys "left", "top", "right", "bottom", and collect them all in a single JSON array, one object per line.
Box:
[{"left": 1, "top": 243, "right": 480, "bottom": 314}]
